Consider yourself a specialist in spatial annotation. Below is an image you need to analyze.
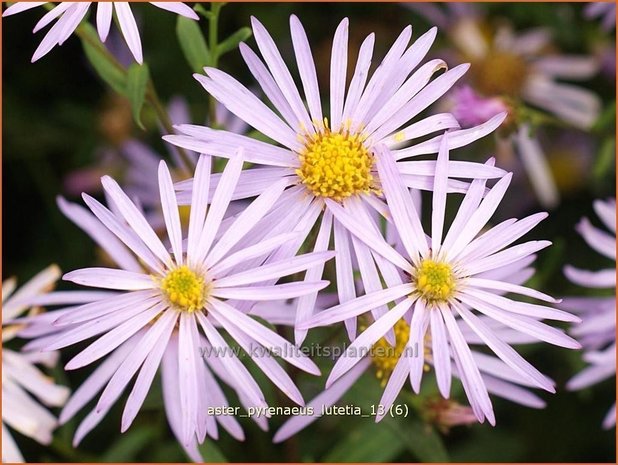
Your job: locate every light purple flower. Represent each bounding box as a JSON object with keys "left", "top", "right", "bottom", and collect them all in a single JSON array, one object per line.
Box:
[
  {"left": 449, "top": 85, "right": 509, "bottom": 128},
  {"left": 585, "top": 2, "right": 616, "bottom": 31},
  {"left": 166, "top": 15, "right": 507, "bottom": 344},
  {"left": 440, "top": 14, "right": 601, "bottom": 208},
  {"left": 33, "top": 152, "right": 332, "bottom": 460},
  {"left": 299, "top": 134, "right": 580, "bottom": 425},
  {"left": 2, "top": 266, "right": 71, "bottom": 463},
  {"left": 564, "top": 198, "right": 616, "bottom": 429},
  {"left": 2, "top": 2, "right": 199, "bottom": 63},
  {"left": 273, "top": 295, "right": 552, "bottom": 442}
]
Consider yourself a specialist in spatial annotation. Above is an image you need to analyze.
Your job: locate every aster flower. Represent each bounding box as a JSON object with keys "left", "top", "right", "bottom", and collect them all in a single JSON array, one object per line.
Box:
[
  {"left": 2, "top": 266, "right": 70, "bottom": 463},
  {"left": 273, "top": 251, "right": 552, "bottom": 442},
  {"left": 274, "top": 274, "right": 545, "bottom": 442},
  {"left": 585, "top": 2, "right": 616, "bottom": 31},
  {"left": 33, "top": 152, "right": 332, "bottom": 460},
  {"left": 427, "top": 8, "right": 601, "bottom": 207},
  {"left": 166, "top": 15, "right": 507, "bottom": 344},
  {"left": 564, "top": 198, "right": 616, "bottom": 429},
  {"left": 2, "top": 2, "right": 199, "bottom": 63},
  {"left": 300, "top": 134, "right": 580, "bottom": 425}
]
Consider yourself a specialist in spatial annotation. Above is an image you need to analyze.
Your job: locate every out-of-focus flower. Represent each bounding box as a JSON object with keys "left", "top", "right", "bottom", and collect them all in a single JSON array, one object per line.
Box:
[
  {"left": 454, "top": 22, "right": 600, "bottom": 207},
  {"left": 417, "top": 5, "right": 601, "bottom": 208},
  {"left": 300, "top": 135, "right": 580, "bottom": 425},
  {"left": 64, "top": 97, "right": 248, "bottom": 232},
  {"left": 2, "top": 266, "right": 70, "bottom": 463},
  {"left": 584, "top": 2, "right": 617, "bottom": 80},
  {"left": 453, "top": 21, "right": 600, "bottom": 130},
  {"left": 33, "top": 154, "right": 330, "bottom": 460},
  {"left": 564, "top": 198, "right": 616, "bottom": 429},
  {"left": 585, "top": 2, "right": 616, "bottom": 31},
  {"left": 167, "top": 15, "right": 507, "bottom": 345},
  {"left": 2, "top": 2, "right": 199, "bottom": 63},
  {"left": 449, "top": 85, "right": 510, "bottom": 128},
  {"left": 404, "top": 2, "right": 482, "bottom": 30},
  {"left": 421, "top": 397, "right": 478, "bottom": 433}
]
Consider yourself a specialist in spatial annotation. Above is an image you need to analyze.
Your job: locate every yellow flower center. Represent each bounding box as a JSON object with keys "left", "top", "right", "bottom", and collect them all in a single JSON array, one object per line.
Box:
[
  {"left": 296, "top": 123, "right": 375, "bottom": 202},
  {"left": 160, "top": 266, "right": 207, "bottom": 312},
  {"left": 471, "top": 51, "right": 529, "bottom": 97},
  {"left": 371, "top": 319, "right": 411, "bottom": 386},
  {"left": 413, "top": 259, "right": 456, "bottom": 304}
]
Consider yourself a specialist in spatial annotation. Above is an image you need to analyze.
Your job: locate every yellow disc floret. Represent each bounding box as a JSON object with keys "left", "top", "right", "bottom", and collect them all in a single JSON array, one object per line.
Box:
[
  {"left": 414, "top": 259, "right": 456, "bottom": 304},
  {"left": 371, "top": 319, "right": 411, "bottom": 386},
  {"left": 296, "top": 124, "right": 375, "bottom": 202},
  {"left": 160, "top": 266, "right": 206, "bottom": 312}
]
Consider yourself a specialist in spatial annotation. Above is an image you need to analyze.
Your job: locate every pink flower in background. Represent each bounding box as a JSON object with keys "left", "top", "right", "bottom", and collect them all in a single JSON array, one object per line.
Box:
[
  {"left": 564, "top": 198, "right": 616, "bottom": 429},
  {"left": 29, "top": 153, "right": 332, "bottom": 460},
  {"left": 2, "top": 2, "right": 199, "bottom": 63},
  {"left": 420, "top": 5, "right": 602, "bottom": 208},
  {"left": 585, "top": 2, "right": 616, "bottom": 31},
  {"left": 449, "top": 85, "right": 509, "bottom": 128},
  {"left": 300, "top": 135, "right": 580, "bottom": 425}
]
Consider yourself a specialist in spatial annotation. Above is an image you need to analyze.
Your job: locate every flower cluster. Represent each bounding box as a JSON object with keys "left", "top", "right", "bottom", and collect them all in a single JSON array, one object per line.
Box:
[{"left": 3, "top": 3, "right": 614, "bottom": 463}]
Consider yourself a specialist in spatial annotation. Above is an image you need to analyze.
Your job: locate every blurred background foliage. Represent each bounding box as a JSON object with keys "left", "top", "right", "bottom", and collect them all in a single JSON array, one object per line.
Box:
[{"left": 3, "top": 2, "right": 616, "bottom": 462}]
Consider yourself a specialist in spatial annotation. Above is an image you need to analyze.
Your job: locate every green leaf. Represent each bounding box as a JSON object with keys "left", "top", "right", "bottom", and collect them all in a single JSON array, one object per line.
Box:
[
  {"left": 384, "top": 417, "right": 449, "bottom": 462},
  {"left": 126, "top": 63, "right": 150, "bottom": 130},
  {"left": 101, "top": 425, "right": 158, "bottom": 462},
  {"left": 80, "top": 23, "right": 127, "bottom": 95},
  {"left": 218, "top": 27, "right": 253, "bottom": 57},
  {"left": 322, "top": 420, "right": 406, "bottom": 462},
  {"left": 593, "top": 137, "right": 616, "bottom": 182},
  {"left": 176, "top": 16, "right": 211, "bottom": 73},
  {"left": 592, "top": 99, "right": 616, "bottom": 132},
  {"left": 197, "top": 439, "right": 228, "bottom": 462}
]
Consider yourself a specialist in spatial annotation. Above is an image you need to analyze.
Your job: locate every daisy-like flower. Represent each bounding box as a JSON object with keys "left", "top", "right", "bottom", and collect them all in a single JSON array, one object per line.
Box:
[
  {"left": 2, "top": 266, "right": 70, "bottom": 463},
  {"left": 166, "top": 15, "right": 507, "bottom": 344},
  {"left": 564, "top": 198, "right": 616, "bottom": 429},
  {"left": 2, "top": 2, "right": 199, "bottom": 63},
  {"left": 299, "top": 134, "right": 580, "bottom": 425},
  {"left": 34, "top": 152, "right": 332, "bottom": 459},
  {"left": 273, "top": 251, "right": 552, "bottom": 442},
  {"left": 585, "top": 2, "right": 616, "bottom": 31},
  {"left": 441, "top": 15, "right": 601, "bottom": 207}
]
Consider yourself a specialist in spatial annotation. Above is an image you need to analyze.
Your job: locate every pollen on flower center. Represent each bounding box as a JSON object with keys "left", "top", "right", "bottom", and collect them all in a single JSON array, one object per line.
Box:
[
  {"left": 371, "top": 319, "right": 410, "bottom": 386},
  {"left": 296, "top": 124, "right": 375, "bottom": 202},
  {"left": 413, "top": 259, "right": 456, "bottom": 304},
  {"left": 472, "top": 51, "right": 528, "bottom": 97},
  {"left": 160, "top": 265, "right": 207, "bottom": 312}
]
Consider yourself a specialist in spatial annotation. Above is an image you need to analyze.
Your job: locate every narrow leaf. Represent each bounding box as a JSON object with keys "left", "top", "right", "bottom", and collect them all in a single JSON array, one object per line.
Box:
[
  {"left": 80, "top": 23, "right": 127, "bottom": 95},
  {"left": 126, "top": 63, "right": 150, "bottom": 130},
  {"left": 218, "top": 27, "right": 253, "bottom": 57},
  {"left": 385, "top": 417, "right": 449, "bottom": 462},
  {"left": 176, "top": 16, "right": 210, "bottom": 73},
  {"left": 323, "top": 420, "right": 406, "bottom": 462}
]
